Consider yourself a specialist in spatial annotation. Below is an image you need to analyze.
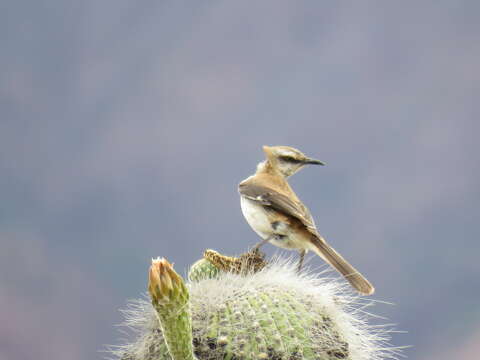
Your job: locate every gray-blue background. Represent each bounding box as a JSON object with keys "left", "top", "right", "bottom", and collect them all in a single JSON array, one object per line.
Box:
[{"left": 1, "top": 2, "right": 479, "bottom": 359}]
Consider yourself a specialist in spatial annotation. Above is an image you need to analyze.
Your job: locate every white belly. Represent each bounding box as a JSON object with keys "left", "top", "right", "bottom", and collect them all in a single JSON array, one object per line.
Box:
[
  {"left": 240, "top": 197, "right": 272, "bottom": 239},
  {"left": 240, "top": 196, "right": 306, "bottom": 250}
]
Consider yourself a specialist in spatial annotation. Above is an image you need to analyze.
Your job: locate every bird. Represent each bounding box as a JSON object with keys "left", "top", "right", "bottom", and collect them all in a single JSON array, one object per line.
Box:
[{"left": 238, "top": 145, "right": 375, "bottom": 295}]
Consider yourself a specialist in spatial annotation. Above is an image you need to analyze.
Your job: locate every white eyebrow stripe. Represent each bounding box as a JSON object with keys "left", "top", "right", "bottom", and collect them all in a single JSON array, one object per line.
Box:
[{"left": 280, "top": 150, "right": 297, "bottom": 157}]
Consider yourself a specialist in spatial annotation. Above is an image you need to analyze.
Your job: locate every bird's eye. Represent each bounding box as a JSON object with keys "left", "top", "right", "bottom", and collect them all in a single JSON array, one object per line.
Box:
[{"left": 280, "top": 156, "right": 302, "bottom": 164}]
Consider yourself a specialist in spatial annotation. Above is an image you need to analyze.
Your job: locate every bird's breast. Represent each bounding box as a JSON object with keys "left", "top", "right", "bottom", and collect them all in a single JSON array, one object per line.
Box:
[
  {"left": 240, "top": 197, "right": 273, "bottom": 239},
  {"left": 240, "top": 196, "right": 309, "bottom": 250}
]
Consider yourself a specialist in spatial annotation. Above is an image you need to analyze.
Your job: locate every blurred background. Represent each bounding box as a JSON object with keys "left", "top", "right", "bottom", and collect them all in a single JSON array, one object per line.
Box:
[{"left": 1, "top": 1, "right": 479, "bottom": 359}]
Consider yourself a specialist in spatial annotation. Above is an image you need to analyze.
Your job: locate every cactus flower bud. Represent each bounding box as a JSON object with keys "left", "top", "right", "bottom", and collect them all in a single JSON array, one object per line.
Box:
[{"left": 147, "top": 257, "right": 195, "bottom": 360}]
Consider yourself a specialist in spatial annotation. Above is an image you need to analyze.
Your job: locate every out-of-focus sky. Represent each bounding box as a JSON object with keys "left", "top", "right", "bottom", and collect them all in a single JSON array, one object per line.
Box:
[{"left": 1, "top": 2, "right": 479, "bottom": 359}]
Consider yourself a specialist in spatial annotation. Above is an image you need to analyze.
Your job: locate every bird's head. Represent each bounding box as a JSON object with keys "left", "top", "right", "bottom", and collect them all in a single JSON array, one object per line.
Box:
[{"left": 261, "top": 145, "right": 325, "bottom": 177}]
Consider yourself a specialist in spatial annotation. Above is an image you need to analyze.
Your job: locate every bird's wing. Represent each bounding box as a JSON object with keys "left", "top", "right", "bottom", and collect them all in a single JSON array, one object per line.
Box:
[{"left": 238, "top": 182, "right": 319, "bottom": 236}]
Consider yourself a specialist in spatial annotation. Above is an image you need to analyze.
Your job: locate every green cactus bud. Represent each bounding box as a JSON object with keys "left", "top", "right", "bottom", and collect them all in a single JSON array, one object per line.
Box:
[
  {"left": 188, "top": 258, "right": 220, "bottom": 282},
  {"left": 148, "top": 257, "right": 195, "bottom": 360},
  {"left": 112, "top": 251, "right": 400, "bottom": 360}
]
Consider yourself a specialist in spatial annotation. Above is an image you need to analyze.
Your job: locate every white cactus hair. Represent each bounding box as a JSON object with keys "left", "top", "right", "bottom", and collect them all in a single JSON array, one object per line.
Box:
[
  {"left": 109, "top": 255, "right": 404, "bottom": 360},
  {"left": 107, "top": 298, "right": 159, "bottom": 360}
]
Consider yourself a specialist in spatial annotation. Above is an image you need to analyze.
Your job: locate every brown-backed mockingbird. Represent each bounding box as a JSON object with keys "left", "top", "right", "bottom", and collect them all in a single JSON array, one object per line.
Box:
[{"left": 239, "top": 145, "right": 374, "bottom": 295}]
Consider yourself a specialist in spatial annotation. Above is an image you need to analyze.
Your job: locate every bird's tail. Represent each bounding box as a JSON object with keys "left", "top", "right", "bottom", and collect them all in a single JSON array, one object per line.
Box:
[{"left": 309, "top": 236, "right": 375, "bottom": 295}]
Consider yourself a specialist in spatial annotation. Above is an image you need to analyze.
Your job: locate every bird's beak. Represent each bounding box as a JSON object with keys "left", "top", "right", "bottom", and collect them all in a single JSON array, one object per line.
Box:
[{"left": 304, "top": 158, "right": 325, "bottom": 165}]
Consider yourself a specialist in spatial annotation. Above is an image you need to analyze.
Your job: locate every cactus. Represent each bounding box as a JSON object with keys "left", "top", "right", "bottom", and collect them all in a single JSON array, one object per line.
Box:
[
  {"left": 148, "top": 257, "right": 195, "bottom": 360},
  {"left": 111, "top": 250, "right": 400, "bottom": 360}
]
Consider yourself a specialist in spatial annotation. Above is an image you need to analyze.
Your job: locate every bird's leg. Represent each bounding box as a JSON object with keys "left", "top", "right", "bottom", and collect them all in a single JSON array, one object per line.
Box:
[
  {"left": 251, "top": 237, "right": 271, "bottom": 253},
  {"left": 297, "top": 249, "right": 306, "bottom": 273}
]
